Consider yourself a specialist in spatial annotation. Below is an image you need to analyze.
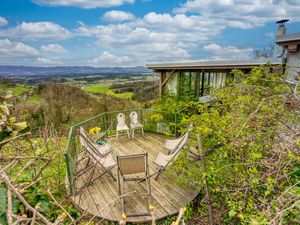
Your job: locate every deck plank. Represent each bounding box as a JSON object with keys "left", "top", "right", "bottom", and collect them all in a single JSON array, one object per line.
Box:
[{"left": 69, "top": 132, "right": 198, "bottom": 223}]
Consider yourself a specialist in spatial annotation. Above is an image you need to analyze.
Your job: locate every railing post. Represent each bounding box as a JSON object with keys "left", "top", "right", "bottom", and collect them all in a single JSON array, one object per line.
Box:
[
  {"left": 140, "top": 108, "right": 144, "bottom": 124},
  {"left": 104, "top": 113, "right": 108, "bottom": 133},
  {"left": 174, "top": 113, "right": 177, "bottom": 137},
  {"left": 64, "top": 152, "right": 73, "bottom": 195},
  {"left": 71, "top": 128, "right": 76, "bottom": 162}
]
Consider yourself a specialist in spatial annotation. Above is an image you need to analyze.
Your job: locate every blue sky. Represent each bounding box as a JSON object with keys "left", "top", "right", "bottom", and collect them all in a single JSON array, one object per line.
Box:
[{"left": 0, "top": 0, "right": 299, "bottom": 67}]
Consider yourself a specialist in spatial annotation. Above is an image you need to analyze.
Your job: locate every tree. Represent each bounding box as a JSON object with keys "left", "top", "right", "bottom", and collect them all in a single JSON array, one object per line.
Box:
[
  {"left": 253, "top": 44, "right": 275, "bottom": 59},
  {"left": 38, "top": 83, "right": 101, "bottom": 127}
]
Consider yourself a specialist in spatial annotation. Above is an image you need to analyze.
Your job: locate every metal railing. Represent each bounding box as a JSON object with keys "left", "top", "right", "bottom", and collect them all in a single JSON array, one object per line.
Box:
[{"left": 64, "top": 108, "right": 178, "bottom": 194}]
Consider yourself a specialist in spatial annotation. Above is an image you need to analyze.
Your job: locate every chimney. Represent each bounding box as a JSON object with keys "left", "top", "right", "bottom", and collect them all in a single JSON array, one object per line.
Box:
[
  {"left": 274, "top": 19, "right": 289, "bottom": 59},
  {"left": 276, "top": 19, "right": 289, "bottom": 38}
]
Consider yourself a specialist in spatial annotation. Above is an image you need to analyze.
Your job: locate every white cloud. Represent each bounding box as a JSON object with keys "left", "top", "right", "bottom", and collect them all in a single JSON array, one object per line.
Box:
[
  {"left": 102, "top": 10, "right": 135, "bottom": 22},
  {"left": 32, "top": 0, "right": 134, "bottom": 9},
  {"left": 76, "top": 12, "right": 231, "bottom": 64},
  {"left": 203, "top": 43, "right": 253, "bottom": 60},
  {"left": 87, "top": 51, "right": 133, "bottom": 66},
  {"left": 0, "top": 22, "right": 71, "bottom": 40},
  {"left": 37, "top": 57, "right": 63, "bottom": 65},
  {"left": 0, "top": 39, "right": 39, "bottom": 57},
  {"left": 175, "top": 0, "right": 300, "bottom": 28},
  {"left": 40, "top": 43, "right": 67, "bottom": 53},
  {"left": 0, "top": 17, "right": 8, "bottom": 26}
]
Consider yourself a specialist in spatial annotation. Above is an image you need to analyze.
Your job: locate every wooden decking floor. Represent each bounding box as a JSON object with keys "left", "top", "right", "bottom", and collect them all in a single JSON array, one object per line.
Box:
[{"left": 69, "top": 132, "right": 198, "bottom": 223}]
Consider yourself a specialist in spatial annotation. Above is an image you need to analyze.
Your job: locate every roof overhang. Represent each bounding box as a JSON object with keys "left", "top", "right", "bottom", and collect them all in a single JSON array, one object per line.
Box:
[
  {"left": 276, "top": 32, "right": 300, "bottom": 46},
  {"left": 146, "top": 59, "right": 282, "bottom": 71}
]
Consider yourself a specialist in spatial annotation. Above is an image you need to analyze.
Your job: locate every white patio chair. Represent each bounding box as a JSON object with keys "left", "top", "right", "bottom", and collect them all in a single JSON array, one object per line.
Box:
[
  {"left": 116, "top": 113, "right": 130, "bottom": 140},
  {"left": 130, "top": 111, "right": 144, "bottom": 139}
]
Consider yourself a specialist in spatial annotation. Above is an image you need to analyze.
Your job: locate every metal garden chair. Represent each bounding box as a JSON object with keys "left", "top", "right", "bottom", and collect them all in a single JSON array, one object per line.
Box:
[{"left": 117, "top": 153, "right": 152, "bottom": 217}]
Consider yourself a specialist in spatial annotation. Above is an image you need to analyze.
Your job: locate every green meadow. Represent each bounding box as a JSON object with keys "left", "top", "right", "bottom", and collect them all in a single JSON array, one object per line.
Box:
[{"left": 82, "top": 84, "right": 133, "bottom": 99}]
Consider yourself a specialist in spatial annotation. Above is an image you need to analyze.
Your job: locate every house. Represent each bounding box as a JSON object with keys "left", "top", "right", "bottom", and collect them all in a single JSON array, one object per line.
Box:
[
  {"left": 146, "top": 59, "right": 281, "bottom": 98},
  {"left": 275, "top": 19, "right": 300, "bottom": 84}
]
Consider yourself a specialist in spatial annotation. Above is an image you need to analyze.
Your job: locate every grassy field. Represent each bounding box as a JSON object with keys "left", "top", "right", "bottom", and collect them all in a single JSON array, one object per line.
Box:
[
  {"left": 82, "top": 84, "right": 133, "bottom": 99},
  {"left": 0, "top": 84, "right": 31, "bottom": 96}
]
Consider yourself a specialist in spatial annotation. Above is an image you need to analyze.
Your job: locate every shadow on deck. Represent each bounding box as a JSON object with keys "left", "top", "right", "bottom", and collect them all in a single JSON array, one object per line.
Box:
[{"left": 69, "top": 132, "right": 198, "bottom": 223}]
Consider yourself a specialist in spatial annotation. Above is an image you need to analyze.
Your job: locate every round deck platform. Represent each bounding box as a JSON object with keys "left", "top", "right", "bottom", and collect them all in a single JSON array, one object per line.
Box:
[{"left": 69, "top": 133, "right": 198, "bottom": 223}]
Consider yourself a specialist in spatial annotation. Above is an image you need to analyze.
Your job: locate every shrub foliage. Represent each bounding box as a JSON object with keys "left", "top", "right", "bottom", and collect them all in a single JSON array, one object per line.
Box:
[{"left": 158, "top": 66, "right": 300, "bottom": 224}]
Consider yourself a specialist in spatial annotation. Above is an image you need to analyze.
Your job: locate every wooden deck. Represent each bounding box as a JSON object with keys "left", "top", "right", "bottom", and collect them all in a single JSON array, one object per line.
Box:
[{"left": 69, "top": 132, "right": 198, "bottom": 223}]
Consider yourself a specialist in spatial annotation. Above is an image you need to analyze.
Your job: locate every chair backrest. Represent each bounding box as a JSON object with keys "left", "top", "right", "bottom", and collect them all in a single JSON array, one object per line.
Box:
[
  {"left": 117, "top": 153, "right": 147, "bottom": 176},
  {"left": 79, "top": 127, "right": 92, "bottom": 149},
  {"left": 170, "top": 132, "right": 189, "bottom": 157},
  {"left": 79, "top": 127, "right": 101, "bottom": 158},
  {"left": 130, "top": 111, "right": 139, "bottom": 124},
  {"left": 166, "top": 135, "right": 185, "bottom": 154},
  {"left": 117, "top": 113, "right": 127, "bottom": 126}
]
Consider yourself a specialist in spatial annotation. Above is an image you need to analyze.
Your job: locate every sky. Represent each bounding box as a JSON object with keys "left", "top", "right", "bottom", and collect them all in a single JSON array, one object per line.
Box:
[{"left": 0, "top": 0, "right": 300, "bottom": 67}]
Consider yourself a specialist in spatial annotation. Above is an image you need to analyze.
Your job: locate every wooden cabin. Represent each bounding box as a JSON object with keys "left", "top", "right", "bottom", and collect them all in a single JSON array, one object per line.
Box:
[{"left": 147, "top": 59, "right": 281, "bottom": 99}]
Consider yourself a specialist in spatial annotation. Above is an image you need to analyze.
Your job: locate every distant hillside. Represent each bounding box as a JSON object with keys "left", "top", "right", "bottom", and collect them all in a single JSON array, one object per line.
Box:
[
  {"left": 0, "top": 65, "right": 150, "bottom": 76},
  {"left": 0, "top": 65, "right": 151, "bottom": 83}
]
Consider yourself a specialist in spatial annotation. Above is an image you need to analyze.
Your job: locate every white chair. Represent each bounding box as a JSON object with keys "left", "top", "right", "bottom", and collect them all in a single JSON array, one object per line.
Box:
[
  {"left": 116, "top": 113, "right": 130, "bottom": 140},
  {"left": 130, "top": 111, "right": 144, "bottom": 139}
]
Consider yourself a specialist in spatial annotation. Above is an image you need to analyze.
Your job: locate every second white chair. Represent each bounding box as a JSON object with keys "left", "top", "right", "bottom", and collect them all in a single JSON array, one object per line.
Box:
[
  {"left": 130, "top": 111, "right": 144, "bottom": 139},
  {"left": 116, "top": 113, "right": 130, "bottom": 140}
]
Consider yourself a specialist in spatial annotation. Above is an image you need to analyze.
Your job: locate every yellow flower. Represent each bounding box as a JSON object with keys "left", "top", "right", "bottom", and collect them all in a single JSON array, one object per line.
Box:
[
  {"left": 89, "top": 127, "right": 101, "bottom": 136},
  {"left": 237, "top": 213, "right": 244, "bottom": 219},
  {"left": 149, "top": 204, "right": 155, "bottom": 212},
  {"left": 121, "top": 213, "right": 127, "bottom": 220}
]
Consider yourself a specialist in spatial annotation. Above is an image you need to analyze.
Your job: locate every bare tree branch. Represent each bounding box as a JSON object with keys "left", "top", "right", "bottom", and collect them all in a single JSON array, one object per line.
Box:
[{"left": 0, "top": 168, "right": 52, "bottom": 225}]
